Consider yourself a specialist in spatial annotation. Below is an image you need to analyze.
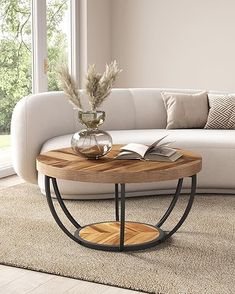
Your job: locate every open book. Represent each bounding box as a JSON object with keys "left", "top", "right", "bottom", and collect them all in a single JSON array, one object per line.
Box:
[{"left": 116, "top": 135, "right": 183, "bottom": 162}]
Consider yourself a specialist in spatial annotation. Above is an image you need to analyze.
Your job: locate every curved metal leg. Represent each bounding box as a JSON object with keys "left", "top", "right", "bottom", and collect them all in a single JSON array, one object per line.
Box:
[
  {"left": 162, "top": 174, "right": 197, "bottom": 241},
  {"left": 44, "top": 174, "right": 197, "bottom": 251},
  {"left": 45, "top": 176, "right": 82, "bottom": 244},
  {"left": 52, "top": 178, "right": 81, "bottom": 229},
  {"left": 156, "top": 178, "right": 183, "bottom": 228}
]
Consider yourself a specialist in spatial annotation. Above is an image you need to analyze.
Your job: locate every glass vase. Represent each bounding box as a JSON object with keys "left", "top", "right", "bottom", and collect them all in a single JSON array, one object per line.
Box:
[{"left": 71, "top": 110, "right": 112, "bottom": 159}]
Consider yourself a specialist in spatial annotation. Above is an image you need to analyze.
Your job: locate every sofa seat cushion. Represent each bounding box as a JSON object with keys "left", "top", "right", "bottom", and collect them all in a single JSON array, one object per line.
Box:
[
  {"left": 38, "top": 129, "right": 235, "bottom": 199},
  {"left": 41, "top": 129, "right": 235, "bottom": 152}
]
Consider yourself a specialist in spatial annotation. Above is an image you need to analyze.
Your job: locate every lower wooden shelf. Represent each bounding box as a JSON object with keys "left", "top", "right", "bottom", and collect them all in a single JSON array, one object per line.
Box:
[{"left": 78, "top": 221, "right": 161, "bottom": 246}]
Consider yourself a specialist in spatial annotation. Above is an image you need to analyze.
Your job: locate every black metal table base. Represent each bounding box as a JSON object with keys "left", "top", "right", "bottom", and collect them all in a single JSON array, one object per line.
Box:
[{"left": 44, "top": 175, "right": 197, "bottom": 252}]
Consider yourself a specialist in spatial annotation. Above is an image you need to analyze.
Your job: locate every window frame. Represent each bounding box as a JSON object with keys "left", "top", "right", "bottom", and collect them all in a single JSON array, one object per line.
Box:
[{"left": 32, "top": 0, "right": 48, "bottom": 93}]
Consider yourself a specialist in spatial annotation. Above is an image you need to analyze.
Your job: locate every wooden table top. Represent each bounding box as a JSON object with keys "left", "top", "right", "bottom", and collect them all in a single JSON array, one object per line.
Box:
[{"left": 36, "top": 145, "right": 202, "bottom": 183}]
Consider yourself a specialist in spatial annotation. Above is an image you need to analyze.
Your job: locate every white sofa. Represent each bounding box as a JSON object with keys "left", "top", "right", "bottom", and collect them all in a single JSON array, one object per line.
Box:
[{"left": 11, "top": 88, "right": 235, "bottom": 199}]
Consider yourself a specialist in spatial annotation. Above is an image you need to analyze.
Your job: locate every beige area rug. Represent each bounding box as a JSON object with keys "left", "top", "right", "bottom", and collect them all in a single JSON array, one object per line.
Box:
[{"left": 0, "top": 184, "right": 234, "bottom": 294}]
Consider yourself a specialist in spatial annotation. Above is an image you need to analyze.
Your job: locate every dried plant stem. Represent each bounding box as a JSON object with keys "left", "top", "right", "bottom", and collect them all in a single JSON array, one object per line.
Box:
[
  {"left": 86, "top": 60, "right": 122, "bottom": 111},
  {"left": 58, "top": 60, "right": 121, "bottom": 112},
  {"left": 58, "top": 64, "right": 83, "bottom": 110}
]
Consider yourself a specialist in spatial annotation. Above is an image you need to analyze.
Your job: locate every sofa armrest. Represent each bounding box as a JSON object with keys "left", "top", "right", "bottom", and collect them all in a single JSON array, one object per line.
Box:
[{"left": 11, "top": 91, "right": 76, "bottom": 183}]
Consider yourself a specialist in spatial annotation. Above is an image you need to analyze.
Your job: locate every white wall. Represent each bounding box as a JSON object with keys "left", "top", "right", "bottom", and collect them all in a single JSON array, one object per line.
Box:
[
  {"left": 87, "top": 0, "right": 111, "bottom": 71},
  {"left": 111, "top": 0, "right": 235, "bottom": 91},
  {"left": 78, "top": 0, "right": 111, "bottom": 86}
]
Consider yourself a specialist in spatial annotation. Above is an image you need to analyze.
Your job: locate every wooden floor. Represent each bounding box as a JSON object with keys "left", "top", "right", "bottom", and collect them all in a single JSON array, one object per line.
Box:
[{"left": 0, "top": 175, "right": 144, "bottom": 294}]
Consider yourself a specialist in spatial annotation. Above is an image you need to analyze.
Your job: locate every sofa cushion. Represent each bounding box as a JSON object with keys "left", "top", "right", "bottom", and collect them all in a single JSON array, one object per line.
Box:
[
  {"left": 205, "top": 94, "right": 235, "bottom": 129},
  {"left": 161, "top": 91, "right": 209, "bottom": 129},
  {"left": 41, "top": 129, "right": 235, "bottom": 153}
]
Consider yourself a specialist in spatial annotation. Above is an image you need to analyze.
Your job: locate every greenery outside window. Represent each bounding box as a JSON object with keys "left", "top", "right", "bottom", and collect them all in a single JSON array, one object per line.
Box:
[{"left": 0, "top": 0, "right": 72, "bottom": 178}]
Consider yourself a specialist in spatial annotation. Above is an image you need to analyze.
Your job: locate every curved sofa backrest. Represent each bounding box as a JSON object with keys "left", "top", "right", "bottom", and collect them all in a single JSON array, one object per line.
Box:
[
  {"left": 102, "top": 88, "right": 207, "bottom": 130},
  {"left": 102, "top": 89, "right": 167, "bottom": 130},
  {"left": 11, "top": 87, "right": 206, "bottom": 183},
  {"left": 11, "top": 91, "right": 77, "bottom": 183},
  {"left": 79, "top": 88, "right": 168, "bottom": 130}
]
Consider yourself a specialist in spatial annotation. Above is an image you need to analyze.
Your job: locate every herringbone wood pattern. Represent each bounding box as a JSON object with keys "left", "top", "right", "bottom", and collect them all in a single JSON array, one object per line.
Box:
[
  {"left": 79, "top": 222, "right": 160, "bottom": 246},
  {"left": 37, "top": 145, "right": 202, "bottom": 183}
]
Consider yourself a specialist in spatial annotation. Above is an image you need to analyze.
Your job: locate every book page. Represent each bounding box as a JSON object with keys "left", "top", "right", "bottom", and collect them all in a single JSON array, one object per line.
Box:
[
  {"left": 149, "top": 147, "right": 176, "bottom": 157},
  {"left": 145, "top": 150, "right": 183, "bottom": 162},
  {"left": 121, "top": 143, "right": 148, "bottom": 158},
  {"left": 116, "top": 151, "right": 141, "bottom": 159},
  {"left": 146, "top": 135, "right": 169, "bottom": 153},
  {"left": 156, "top": 141, "right": 174, "bottom": 147}
]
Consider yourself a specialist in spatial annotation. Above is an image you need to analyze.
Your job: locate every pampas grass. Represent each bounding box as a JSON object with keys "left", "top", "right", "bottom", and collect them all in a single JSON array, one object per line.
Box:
[
  {"left": 58, "top": 64, "right": 83, "bottom": 110},
  {"left": 86, "top": 61, "right": 122, "bottom": 111},
  {"left": 58, "top": 60, "right": 122, "bottom": 112}
]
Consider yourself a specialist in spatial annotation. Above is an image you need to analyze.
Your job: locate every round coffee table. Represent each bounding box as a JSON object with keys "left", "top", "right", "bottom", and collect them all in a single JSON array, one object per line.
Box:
[{"left": 36, "top": 145, "right": 202, "bottom": 252}]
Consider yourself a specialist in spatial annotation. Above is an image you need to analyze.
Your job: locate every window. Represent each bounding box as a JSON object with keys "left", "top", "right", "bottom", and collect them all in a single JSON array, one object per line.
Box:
[
  {"left": 0, "top": 0, "right": 32, "bottom": 176},
  {"left": 0, "top": 0, "right": 77, "bottom": 178},
  {"left": 47, "top": 0, "right": 70, "bottom": 91}
]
